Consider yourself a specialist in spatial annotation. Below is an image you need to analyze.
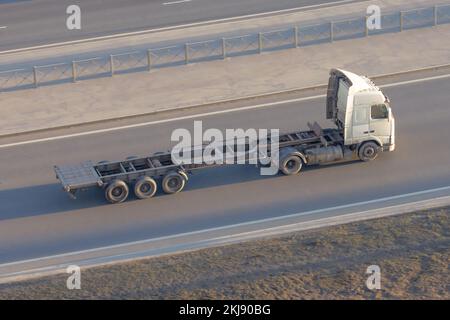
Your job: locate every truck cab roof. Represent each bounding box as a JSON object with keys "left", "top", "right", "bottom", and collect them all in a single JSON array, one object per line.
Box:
[{"left": 339, "top": 69, "right": 376, "bottom": 92}]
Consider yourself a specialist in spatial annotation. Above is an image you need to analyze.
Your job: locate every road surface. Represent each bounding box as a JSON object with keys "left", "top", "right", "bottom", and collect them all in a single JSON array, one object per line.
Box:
[
  {"left": 0, "top": 0, "right": 361, "bottom": 51},
  {"left": 0, "top": 72, "right": 449, "bottom": 271}
]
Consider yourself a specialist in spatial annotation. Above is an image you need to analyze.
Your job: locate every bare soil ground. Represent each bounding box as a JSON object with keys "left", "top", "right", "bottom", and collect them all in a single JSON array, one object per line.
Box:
[{"left": 0, "top": 207, "right": 449, "bottom": 299}]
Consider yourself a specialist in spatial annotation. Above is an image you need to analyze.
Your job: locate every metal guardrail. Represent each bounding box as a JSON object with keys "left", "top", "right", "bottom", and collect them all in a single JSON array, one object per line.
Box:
[{"left": 1, "top": 4, "right": 450, "bottom": 92}]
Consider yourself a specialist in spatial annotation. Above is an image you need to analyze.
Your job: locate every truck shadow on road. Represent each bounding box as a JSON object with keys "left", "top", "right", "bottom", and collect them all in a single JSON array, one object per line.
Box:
[
  {"left": 0, "top": 160, "right": 362, "bottom": 220},
  {"left": 0, "top": 183, "right": 107, "bottom": 220}
]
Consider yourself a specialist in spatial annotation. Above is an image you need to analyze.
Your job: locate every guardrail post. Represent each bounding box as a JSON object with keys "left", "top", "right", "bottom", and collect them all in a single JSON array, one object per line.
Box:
[
  {"left": 185, "top": 43, "right": 189, "bottom": 64},
  {"left": 222, "top": 38, "right": 227, "bottom": 59},
  {"left": 258, "top": 32, "right": 263, "bottom": 53},
  {"left": 72, "top": 61, "right": 77, "bottom": 82},
  {"left": 400, "top": 11, "right": 404, "bottom": 31},
  {"left": 110, "top": 55, "right": 115, "bottom": 76},
  {"left": 434, "top": 5, "right": 438, "bottom": 26},
  {"left": 330, "top": 21, "right": 334, "bottom": 42},
  {"left": 365, "top": 16, "right": 369, "bottom": 37},
  {"left": 147, "top": 49, "right": 152, "bottom": 71},
  {"left": 294, "top": 26, "right": 299, "bottom": 47},
  {"left": 33, "top": 67, "right": 38, "bottom": 88}
]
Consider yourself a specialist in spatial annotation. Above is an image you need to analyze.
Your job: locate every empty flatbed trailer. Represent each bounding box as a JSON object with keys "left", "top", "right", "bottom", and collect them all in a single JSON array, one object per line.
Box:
[{"left": 55, "top": 69, "right": 395, "bottom": 203}]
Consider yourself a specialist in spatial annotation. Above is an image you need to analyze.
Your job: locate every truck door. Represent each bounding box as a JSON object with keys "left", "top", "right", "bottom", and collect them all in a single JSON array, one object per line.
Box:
[{"left": 352, "top": 105, "right": 370, "bottom": 142}]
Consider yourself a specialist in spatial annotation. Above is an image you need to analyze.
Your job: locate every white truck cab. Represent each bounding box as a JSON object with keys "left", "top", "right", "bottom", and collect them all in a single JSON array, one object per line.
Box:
[{"left": 327, "top": 69, "right": 395, "bottom": 157}]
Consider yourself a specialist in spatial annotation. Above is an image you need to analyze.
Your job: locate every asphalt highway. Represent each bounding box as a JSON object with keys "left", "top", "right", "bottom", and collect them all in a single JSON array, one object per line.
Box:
[
  {"left": 0, "top": 73, "right": 449, "bottom": 266},
  {"left": 0, "top": 0, "right": 361, "bottom": 51}
]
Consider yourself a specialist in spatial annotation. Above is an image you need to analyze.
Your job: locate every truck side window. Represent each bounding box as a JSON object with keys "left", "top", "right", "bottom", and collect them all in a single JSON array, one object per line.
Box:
[{"left": 371, "top": 104, "right": 388, "bottom": 119}]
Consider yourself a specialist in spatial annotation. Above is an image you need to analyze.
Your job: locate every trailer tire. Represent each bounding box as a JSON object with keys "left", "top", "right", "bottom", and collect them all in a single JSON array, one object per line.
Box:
[
  {"left": 280, "top": 155, "right": 303, "bottom": 175},
  {"left": 358, "top": 141, "right": 379, "bottom": 162},
  {"left": 162, "top": 172, "right": 186, "bottom": 194},
  {"left": 105, "top": 180, "right": 129, "bottom": 204},
  {"left": 134, "top": 176, "right": 157, "bottom": 199}
]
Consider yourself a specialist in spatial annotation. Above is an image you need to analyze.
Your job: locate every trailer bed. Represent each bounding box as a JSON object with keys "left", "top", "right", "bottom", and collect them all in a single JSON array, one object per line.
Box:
[
  {"left": 54, "top": 126, "right": 344, "bottom": 194},
  {"left": 54, "top": 161, "right": 102, "bottom": 192}
]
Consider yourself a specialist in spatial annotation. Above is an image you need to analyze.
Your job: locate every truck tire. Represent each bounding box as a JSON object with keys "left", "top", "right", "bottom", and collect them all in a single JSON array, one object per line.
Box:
[
  {"left": 162, "top": 172, "right": 186, "bottom": 194},
  {"left": 280, "top": 155, "right": 303, "bottom": 175},
  {"left": 358, "top": 141, "right": 379, "bottom": 162},
  {"left": 105, "top": 180, "right": 129, "bottom": 204},
  {"left": 134, "top": 176, "right": 157, "bottom": 199}
]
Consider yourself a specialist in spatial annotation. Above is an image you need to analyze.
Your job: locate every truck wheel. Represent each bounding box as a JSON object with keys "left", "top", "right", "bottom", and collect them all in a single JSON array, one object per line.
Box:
[
  {"left": 105, "top": 180, "right": 129, "bottom": 204},
  {"left": 134, "top": 176, "right": 157, "bottom": 199},
  {"left": 162, "top": 172, "right": 186, "bottom": 194},
  {"left": 280, "top": 155, "right": 303, "bottom": 175},
  {"left": 358, "top": 142, "right": 379, "bottom": 162}
]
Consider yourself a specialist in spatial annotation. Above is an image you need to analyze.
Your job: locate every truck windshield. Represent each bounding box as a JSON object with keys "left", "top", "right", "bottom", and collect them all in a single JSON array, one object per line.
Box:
[
  {"left": 336, "top": 78, "right": 350, "bottom": 124},
  {"left": 337, "top": 78, "right": 349, "bottom": 111}
]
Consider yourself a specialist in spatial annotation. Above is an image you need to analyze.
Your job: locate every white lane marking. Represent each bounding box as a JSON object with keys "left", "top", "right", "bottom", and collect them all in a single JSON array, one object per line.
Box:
[
  {"left": 0, "top": 26, "right": 7, "bottom": 30},
  {"left": 1, "top": 72, "right": 450, "bottom": 149},
  {"left": 163, "top": 0, "right": 191, "bottom": 5},
  {"left": 378, "top": 73, "right": 450, "bottom": 88},
  {"left": 0, "top": 0, "right": 362, "bottom": 55},
  {"left": 1, "top": 185, "right": 449, "bottom": 268},
  {"left": 0, "top": 95, "right": 324, "bottom": 148}
]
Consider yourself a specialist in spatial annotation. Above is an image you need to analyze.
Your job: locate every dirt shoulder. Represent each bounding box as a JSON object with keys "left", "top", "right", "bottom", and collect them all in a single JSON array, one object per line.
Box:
[{"left": 0, "top": 207, "right": 448, "bottom": 299}]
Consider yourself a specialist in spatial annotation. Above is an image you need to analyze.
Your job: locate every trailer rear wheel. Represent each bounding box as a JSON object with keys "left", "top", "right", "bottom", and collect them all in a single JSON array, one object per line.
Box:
[
  {"left": 358, "top": 142, "right": 379, "bottom": 162},
  {"left": 162, "top": 172, "right": 186, "bottom": 194},
  {"left": 134, "top": 176, "right": 157, "bottom": 199},
  {"left": 105, "top": 180, "right": 129, "bottom": 204},
  {"left": 280, "top": 155, "right": 303, "bottom": 175}
]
